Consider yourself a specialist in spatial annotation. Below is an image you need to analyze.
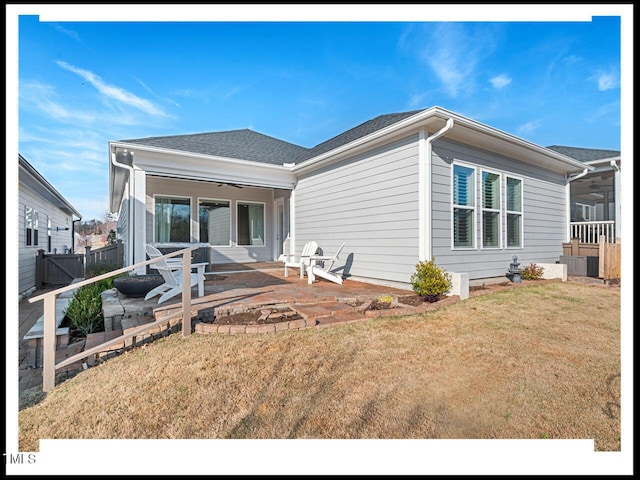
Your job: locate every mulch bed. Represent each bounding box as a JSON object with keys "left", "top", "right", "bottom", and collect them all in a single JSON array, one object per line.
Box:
[
  {"left": 365, "top": 294, "right": 442, "bottom": 311},
  {"left": 213, "top": 307, "right": 303, "bottom": 326},
  {"left": 398, "top": 294, "right": 431, "bottom": 306}
]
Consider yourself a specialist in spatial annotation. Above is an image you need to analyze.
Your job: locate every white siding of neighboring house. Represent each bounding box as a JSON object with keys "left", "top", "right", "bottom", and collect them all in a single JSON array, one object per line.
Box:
[
  {"left": 145, "top": 176, "right": 279, "bottom": 263},
  {"left": 18, "top": 183, "right": 75, "bottom": 296},
  {"left": 294, "top": 134, "right": 420, "bottom": 285},
  {"left": 431, "top": 138, "right": 567, "bottom": 281}
]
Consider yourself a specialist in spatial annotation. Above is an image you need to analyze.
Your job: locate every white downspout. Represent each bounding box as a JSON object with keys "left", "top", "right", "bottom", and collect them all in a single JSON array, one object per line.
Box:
[
  {"left": 420, "top": 118, "right": 454, "bottom": 261},
  {"left": 565, "top": 167, "right": 590, "bottom": 242},
  {"left": 111, "top": 149, "right": 135, "bottom": 267}
]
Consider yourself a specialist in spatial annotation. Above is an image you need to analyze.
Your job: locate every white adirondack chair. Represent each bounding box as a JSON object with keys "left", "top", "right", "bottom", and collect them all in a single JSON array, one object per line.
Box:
[
  {"left": 307, "top": 243, "right": 346, "bottom": 285},
  {"left": 144, "top": 244, "right": 207, "bottom": 304},
  {"left": 281, "top": 236, "right": 319, "bottom": 279}
]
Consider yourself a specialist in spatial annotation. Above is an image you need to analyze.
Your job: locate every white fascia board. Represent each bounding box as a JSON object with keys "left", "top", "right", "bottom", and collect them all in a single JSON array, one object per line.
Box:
[
  {"left": 292, "top": 107, "right": 442, "bottom": 175},
  {"left": 19, "top": 157, "right": 83, "bottom": 218},
  {"left": 111, "top": 142, "right": 296, "bottom": 190},
  {"left": 292, "top": 106, "right": 588, "bottom": 176},
  {"left": 439, "top": 110, "right": 588, "bottom": 171}
]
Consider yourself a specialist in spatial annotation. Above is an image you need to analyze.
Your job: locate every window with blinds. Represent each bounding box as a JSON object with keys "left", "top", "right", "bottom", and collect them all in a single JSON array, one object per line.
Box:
[
  {"left": 452, "top": 164, "right": 476, "bottom": 248},
  {"left": 506, "top": 176, "right": 523, "bottom": 247},
  {"left": 481, "top": 171, "right": 501, "bottom": 248}
]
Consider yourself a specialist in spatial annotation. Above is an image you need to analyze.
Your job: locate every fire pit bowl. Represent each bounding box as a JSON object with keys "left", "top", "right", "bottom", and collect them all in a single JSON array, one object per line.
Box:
[{"left": 114, "top": 274, "right": 164, "bottom": 298}]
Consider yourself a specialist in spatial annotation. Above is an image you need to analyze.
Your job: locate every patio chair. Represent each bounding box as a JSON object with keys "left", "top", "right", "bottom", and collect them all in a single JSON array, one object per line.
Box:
[
  {"left": 144, "top": 244, "right": 207, "bottom": 304},
  {"left": 281, "top": 236, "right": 318, "bottom": 279},
  {"left": 306, "top": 243, "right": 346, "bottom": 285},
  {"left": 145, "top": 244, "right": 208, "bottom": 274}
]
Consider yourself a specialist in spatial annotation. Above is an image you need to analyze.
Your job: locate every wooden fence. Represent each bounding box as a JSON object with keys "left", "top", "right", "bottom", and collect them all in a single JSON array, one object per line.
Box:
[
  {"left": 85, "top": 240, "right": 124, "bottom": 270},
  {"left": 561, "top": 237, "right": 621, "bottom": 280},
  {"left": 598, "top": 237, "right": 621, "bottom": 281},
  {"left": 35, "top": 240, "right": 124, "bottom": 287}
]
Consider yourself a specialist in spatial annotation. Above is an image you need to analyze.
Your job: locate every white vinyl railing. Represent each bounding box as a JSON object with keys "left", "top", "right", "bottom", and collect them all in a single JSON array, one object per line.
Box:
[
  {"left": 570, "top": 221, "right": 616, "bottom": 244},
  {"left": 28, "top": 246, "right": 197, "bottom": 392}
]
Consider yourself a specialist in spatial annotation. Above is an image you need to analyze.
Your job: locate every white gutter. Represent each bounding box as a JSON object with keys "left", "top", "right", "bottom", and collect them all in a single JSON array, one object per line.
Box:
[
  {"left": 420, "top": 118, "right": 454, "bottom": 261},
  {"left": 610, "top": 159, "right": 620, "bottom": 171},
  {"left": 293, "top": 106, "right": 587, "bottom": 176},
  {"left": 111, "top": 149, "right": 135, "bottom": 267},
  {"left": 566, "top": 167, "right": 591, "bottom": 182}
]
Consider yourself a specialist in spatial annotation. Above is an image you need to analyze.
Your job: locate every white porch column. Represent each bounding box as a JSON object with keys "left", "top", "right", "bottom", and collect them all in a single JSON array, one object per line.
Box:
[
  {"left": 418, "top": 129, "right": 428, "bottom": 261},
  {"left": 132, "top": 167, "right": 147, "bottom": 274},
  {"left": 614, "top": 167, "right": 621, "bottom": 240}
]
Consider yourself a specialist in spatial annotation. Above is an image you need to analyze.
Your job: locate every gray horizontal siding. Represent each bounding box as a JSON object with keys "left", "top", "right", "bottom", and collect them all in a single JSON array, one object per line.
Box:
[
  {"left": 431, "top": 138, "right": 567, "bottom": 280},
  {"left": 19, "top": 184, "right": 75, "bottom": 295},
  {"left": 294, "top": 134, "right": 420, "bottom": 284}
]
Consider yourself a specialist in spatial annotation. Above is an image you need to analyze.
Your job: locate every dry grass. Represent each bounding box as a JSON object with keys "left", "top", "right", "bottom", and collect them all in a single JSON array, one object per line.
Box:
[{"left": 18, "top": 282, "right": 621, "bottom": 452}]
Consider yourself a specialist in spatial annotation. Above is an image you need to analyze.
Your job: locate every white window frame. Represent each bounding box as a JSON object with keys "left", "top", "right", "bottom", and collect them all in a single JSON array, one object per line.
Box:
[
  {"left": 47, "top": 216, "right": 52, "bottom": 253},
  {"left": 573, "top": 202, "right": 594, "bottom": 222},
  {"left": 480, "top": 169, "right": 502, "bottom": 249},
  {"left": 197, "top": 197, "right": 232, "bottom": 247},
  {"left": 451, "top": 161, "right": 477, "bottom": 250},
  {"left": 505, "top": 175, "right": 524, "bottom": 249},
  {"left": 236, "top": 200, "right": 266, "bottom": 247},
  {"left": 153, "top": 194, "right": 192, "bottom": 243},
  {"left": 25, "top": 206, "right": 39, "bottom": 247}
]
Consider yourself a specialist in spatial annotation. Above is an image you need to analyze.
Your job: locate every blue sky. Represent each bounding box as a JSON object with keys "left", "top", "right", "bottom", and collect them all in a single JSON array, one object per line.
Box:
[
  {"left": 6, "top": 4, "right": 634, "bottom": 476},
  {"left": 10, "top": 5, "right": 629, "bottom": 223}
]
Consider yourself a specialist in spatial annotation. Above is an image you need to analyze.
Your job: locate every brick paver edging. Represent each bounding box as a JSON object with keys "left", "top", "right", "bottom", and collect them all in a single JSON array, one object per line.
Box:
[
  {"left": 193, "top": 294, "right": 461, "bottom": 335},
  {"left": 195, "top": 317, "right": 316, "bottom": 335}
]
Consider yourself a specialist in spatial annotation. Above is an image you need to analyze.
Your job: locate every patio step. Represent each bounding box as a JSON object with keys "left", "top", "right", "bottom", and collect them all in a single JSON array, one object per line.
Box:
[{"left": 22, "top": 278, "right": 84, "bottom": 368}]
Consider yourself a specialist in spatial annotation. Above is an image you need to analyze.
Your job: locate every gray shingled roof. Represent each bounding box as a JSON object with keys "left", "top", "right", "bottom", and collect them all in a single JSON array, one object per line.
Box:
[
  {"left": 304, "top": 109, "right": 425, "bottom": 159},
  {"left": 120, "top": 109, "right": 427, "bottom": 165},
  {"left": 546, "top": 145, "right": 620, "bottom": 163},
  {"left": 121, "top": 129, "right": 312, "bottom": 165}
]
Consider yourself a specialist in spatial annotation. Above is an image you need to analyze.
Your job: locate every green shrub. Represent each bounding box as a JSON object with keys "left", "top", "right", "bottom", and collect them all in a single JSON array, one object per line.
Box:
[
  {"left": 85, "top": 261, "right": 126, "bottom": 289},
  {"left": 63, "top": 283, "right": 105, "bottom": 336},
  {"left": 521, "top": 263, "right": 544, "bottom": 280},
  {"left": 410, "top": 257, "right": 452, "bottom": 302}
]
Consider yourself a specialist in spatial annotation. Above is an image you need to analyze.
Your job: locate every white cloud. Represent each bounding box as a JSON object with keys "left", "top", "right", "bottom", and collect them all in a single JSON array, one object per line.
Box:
[
  {"left": 489, "top": 74, "right": 511, "bottom": 89},
  {"left": 57, "top": 61, "right": 167, "bottom": 116},
  {"left": 585, "top": 101, "right": 620, "bottom": 123},
  {"left": 414, "top": 23, "right": 499, "bottom": 98},
  {"left": 595, "top": 70, "right": 619, "bottom": 91},
  {"left": 51, "top": 23, "right": 81, "bottom": 42},
  {"left": 20, "top": 81, "right": 148, "bottom": 126},
  {"left": 562, "top": 54, "right": 581, "bottom": 65},
  {"left": 135, "top": 76, "right": 180, "bottom": 107},
  {"left": 517, "top": 121, "right": 539, "bottom": 136},
  {"left": 407, "top": 92, "right": 428, "bottom": 108}
]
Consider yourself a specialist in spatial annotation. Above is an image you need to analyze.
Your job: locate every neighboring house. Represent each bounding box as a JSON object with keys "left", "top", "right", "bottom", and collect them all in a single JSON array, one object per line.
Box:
[
  {"left": 546, "top": 145, "right": 621, "bottom": 244},
  {"left": 18, "top": 154, "right": 82, "bottom": 297},
  {"left": 108, "top": 106, "right": 597, "bottom": 289}
]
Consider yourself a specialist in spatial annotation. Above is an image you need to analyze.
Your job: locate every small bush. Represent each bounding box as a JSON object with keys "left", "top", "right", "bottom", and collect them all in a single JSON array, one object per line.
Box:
[
  {"left": 410, "top": 257, "right": 452, "bottom": 302},
  {"left": 63, "top": 283, "right": 105, "bottom": 336},
  {"left": 85, "top": 261, "right": 126, "bottom": 289},
  {"left": 521, "top": 263, "right": 544, "bottom": 280},
  {"left": 376, "top": 295, "right": 393, "bottom": 304}
]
